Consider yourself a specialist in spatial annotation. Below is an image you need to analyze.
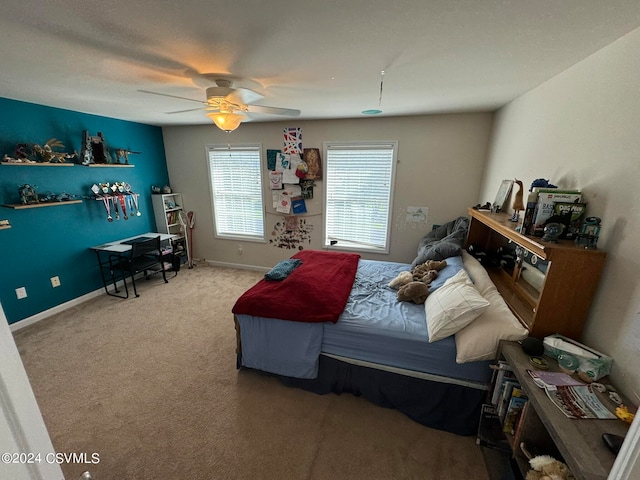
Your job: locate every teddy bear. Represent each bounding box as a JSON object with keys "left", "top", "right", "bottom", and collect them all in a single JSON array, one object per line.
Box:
[
  {"left": 388, "top": 271, "right": 414, "bottom": 289},
  {"left": 397, "top": 281, "right": 430, "bottom": 304},
  {"left": 411, "top": 260, "right": 447, "bottom": 281},
  {"left": 525, "top": 455, "right": 575, "bottom": 480},
  {"left": 521, "top": 443, "right": 575, "bottom": 480},
  {"left": 388, "top": 259, "right": 448, "bottom": 290}
]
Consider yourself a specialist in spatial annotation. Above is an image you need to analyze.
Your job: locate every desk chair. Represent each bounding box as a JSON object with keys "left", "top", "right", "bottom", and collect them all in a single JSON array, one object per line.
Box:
[{"left": 108, "top": 236, "right": 168, "bottom": 298}]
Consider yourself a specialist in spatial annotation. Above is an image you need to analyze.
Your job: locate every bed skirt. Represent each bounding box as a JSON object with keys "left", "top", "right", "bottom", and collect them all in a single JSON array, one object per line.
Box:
[{"left": 236, "top": 352, "right": 485, "bottom": 436}]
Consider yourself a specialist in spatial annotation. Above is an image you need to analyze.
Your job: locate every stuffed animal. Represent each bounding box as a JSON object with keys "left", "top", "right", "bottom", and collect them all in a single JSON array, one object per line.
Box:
[
  {"left": 412, "top": 259, "right": 447, "bottom": 282},
  {"left": 521, "top": 443, "right": 575, "bottom": 480},
  {"left": 388, "top": 271, "right": 414, "bottom": 289},
  {"left": 413, "top": 269, "right": 438, "bottom": 284},
  {"left": 397, "top": 281, "right": 430, "bottom": 304},
  {"left": 525, "top": 455, "right": 575, "bottom": 480}
]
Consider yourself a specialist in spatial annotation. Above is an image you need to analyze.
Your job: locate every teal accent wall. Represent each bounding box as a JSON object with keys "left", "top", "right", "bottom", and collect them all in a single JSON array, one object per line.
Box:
[{"left": 0, "top": 97, "right": 169, "bottom": 324}]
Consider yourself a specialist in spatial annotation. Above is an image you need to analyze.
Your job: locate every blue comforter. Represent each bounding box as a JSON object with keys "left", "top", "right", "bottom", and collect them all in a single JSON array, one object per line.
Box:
[{"left": 236, "top": 255, "right": 492, "bottom": 384}]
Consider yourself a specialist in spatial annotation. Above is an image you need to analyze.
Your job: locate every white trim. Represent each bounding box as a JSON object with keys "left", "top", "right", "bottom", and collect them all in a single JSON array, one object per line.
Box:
[
  {"left": 608, "top": 411, "right": 640, "bottom": 480},
  {"left": 0, "top": 302, "right": 64, "bottom": 479},
  {"left": 321, "top": 353, "right": 489, "bottom": 391},
  {"left": 9, "top": 288, "right": 104, "bottom": 332},
  {"left": 203, "top": 259, "right": 269, "bottom": 272}
]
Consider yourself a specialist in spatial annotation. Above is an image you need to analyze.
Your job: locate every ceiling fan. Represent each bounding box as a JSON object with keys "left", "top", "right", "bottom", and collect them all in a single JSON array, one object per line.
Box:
[{"left": 140, "top": 79, "right": 301, "bottom": 132}]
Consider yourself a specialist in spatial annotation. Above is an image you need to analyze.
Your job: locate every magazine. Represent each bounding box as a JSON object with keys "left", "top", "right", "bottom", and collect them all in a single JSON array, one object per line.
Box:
[
  {"left": 545, "top": 385, "right": 617, "bottom": 419},
  {"left": 527, "top": 370, "right": 585, "bottom": 389},
  {"left": 526, "top": 370, "right": 616, "bottom": 419}
]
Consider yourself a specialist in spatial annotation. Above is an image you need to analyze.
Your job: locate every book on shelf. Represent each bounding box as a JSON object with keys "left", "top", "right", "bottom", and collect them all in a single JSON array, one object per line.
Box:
[
  {"left": 477, "top": 404, "right": 512, "bottom": 453},
  {"left": 510, "top": 400, "right": 530, "bottom": 442},
  {"left": 497, "top": 378, "right": 521, "bottom": 422},
  {"left": 552, "top": 202, "right": 587, "bottom": 239},
  {"left": 503, "top": 390, "right": 528, "bottom": 434},
  {"left": 489, "top": 361, "right": 513, "bottom": 406},
  {"left": 521, "top": 191, "right": 539, "bottom": 235},
  {"left": 529, "top": 189, "right": 582, "bottom": 237}
]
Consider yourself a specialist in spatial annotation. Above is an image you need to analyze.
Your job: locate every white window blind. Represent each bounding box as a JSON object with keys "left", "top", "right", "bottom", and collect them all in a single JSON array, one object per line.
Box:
[
  {"left": 207, "top": 144, "right": 265, "bottom": 241},
  {"left": 324, "top": 142, "right": 396, "bottom": 252}
]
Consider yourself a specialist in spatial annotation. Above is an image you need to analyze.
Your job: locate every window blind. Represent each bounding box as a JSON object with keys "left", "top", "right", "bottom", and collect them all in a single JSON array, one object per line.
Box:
[
  {"left": 324, "top": 143, "right": 396, "bottom": 252},
  {"left": 207, "top": 145, "right": 265, "bottom": 240}
]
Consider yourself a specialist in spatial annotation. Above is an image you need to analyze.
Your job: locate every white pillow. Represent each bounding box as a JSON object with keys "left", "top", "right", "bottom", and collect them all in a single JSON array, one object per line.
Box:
[
  {"left": 455, "top": 288, "right": 529, "bottom": 363},
  {"left": 461, "top": 250, "right": 495, "bottom": 296},
  {"left": 425, "top": 269, "right": 490, "bottom": 343}
]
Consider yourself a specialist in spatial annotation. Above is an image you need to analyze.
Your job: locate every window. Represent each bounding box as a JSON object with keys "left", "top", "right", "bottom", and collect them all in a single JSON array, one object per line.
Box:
[
  {"left": 207, "top": 144, "right": 265, "bottom": 241},
  {"left": 324, "top": 142, "right": 397, "bottom": 253}
]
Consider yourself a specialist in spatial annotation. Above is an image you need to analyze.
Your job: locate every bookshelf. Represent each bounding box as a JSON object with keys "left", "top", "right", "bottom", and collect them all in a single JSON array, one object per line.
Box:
[
  {"left": 466, "top": 208, "right": 606, "bottom": 339},
  {"left": 488, "top": 341, "right": 630, "bottom": 480},
  {"left": 151, "top": 193, "right": 187, "bottom": 268}
]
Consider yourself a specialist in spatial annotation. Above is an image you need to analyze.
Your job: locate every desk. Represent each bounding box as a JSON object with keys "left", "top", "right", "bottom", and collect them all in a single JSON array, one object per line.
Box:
[{"left": 91, "top": 233, "right": 177, "bottom": 298}]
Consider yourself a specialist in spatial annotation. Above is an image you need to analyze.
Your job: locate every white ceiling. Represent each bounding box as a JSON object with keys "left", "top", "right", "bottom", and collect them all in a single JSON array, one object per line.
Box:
[{"left": 2, "top": 0, "right": 640, "bottom": 127}]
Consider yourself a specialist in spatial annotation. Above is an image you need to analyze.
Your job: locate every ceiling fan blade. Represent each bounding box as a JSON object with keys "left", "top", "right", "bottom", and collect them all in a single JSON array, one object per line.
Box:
[
  {"left": 226, "top": 87, "right": 264, "bottom": 105},
  {"left": 166, "top": 107, "right": 204, "bottom": 114},
  {"left": 246, "top": 105, "right": 301, "bottom": 116},
  {"left": 138, "top": 89, "right": 205, "bottom": 104}
]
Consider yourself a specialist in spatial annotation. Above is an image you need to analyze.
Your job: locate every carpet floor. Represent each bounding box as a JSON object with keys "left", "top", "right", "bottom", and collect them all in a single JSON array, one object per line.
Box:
[{"left": 13, "top": 263, "right": 490, "bottom": 480}]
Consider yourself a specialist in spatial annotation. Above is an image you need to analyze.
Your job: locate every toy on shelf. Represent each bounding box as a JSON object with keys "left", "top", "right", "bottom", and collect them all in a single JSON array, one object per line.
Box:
[
  {"left": 81, "top": 131, "right": 140, "bottom": 165},
  {"left": 2, "top": 139, "right": 77, "bottom": 164}
]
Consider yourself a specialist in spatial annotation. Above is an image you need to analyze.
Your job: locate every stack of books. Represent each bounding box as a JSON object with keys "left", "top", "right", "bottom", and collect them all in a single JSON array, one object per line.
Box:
[
  {"left": 521, "top": 188, "right": 586, "bottom": 238},
  {"left": 477, "top": 361, "right": 530, "bottom": 452}
]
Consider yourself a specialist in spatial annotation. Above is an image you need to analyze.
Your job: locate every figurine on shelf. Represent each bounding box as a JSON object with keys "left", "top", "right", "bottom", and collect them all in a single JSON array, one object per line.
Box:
[
  {"left": 510, "top": 179, "right": 525, "bottom": 222},
  {"left": 112, "top": 148, "right": 140, "bottom": 165},
  {"left": 31, "top": 138, "right": 77, "bottom": 163},
  {"left": 575, "top": 217, "right": 602, "bottom": 249},
  {"left": 542, "top": 222, "right": 565, "bottom": 243},
  {"left": 18, "top": 184, "right": 39, "bottom": 205},
  {"left": 81, "top": 131, "right": 110, "bottom": 165}
]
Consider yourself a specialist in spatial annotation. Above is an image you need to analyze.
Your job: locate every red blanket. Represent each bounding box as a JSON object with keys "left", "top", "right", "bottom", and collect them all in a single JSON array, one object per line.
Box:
[{"left": 232, "top": 250, "right": 361, "bottom": 323}]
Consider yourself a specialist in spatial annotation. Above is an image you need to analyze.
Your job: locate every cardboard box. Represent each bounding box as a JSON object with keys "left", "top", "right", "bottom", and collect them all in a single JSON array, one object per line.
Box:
[{"left": 531, "top": 190, "right": 582, "bottom": 236}]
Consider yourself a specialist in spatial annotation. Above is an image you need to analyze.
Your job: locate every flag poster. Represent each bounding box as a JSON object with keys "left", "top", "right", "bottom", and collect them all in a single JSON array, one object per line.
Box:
[{"left": 283, "top": 127, "right": 302, "bottom": 154}]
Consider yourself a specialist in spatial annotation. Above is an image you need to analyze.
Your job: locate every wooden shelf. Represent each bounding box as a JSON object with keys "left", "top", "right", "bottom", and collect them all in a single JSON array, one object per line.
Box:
[
  {"left": 2, "top": 200, "right": 83, "bottom": 209},
  {"left": 84, "top": 163, "right": 134, "bottom": 168},
  {"left": 0, "top": 162, "right": 74, "bottom": 167},
  {"left": 499, "top": 341, "right": 629, "bottom": 480},
  {"left": 467, "top": 208, "right": 603, "bottom": 260},
  {"left": 0, "top": 225, "right": 11, "bottom": 230},
  {"left": 467, "top": 208, "right": 606, "bottom": 339}
]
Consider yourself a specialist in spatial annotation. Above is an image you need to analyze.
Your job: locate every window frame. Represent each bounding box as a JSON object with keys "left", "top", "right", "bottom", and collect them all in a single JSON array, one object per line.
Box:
[
  {"left": 322, "top": 141, "right": 397, "bottom": 254},
  {"left": 206, "top": 143, "right": 266, "bottom": 242}
]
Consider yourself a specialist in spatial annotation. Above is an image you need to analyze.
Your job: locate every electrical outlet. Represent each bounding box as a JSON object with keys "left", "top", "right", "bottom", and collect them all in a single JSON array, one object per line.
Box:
[
  {"left": 238, "top": 244, "right": 243, "bottom": 255},
  {"left": 15, "top": 287, "right": 27, "bottom": 299},
  {"left": 51, "top": 276, "right": 61, "bottom": 287}
]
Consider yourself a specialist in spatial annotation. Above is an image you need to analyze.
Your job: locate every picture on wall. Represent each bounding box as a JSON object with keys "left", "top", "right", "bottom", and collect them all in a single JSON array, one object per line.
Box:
[
  {"left": 283, "top": 127, "right": 302, "bottom": 154},
  {"left": 303, "top": 148, "right": 322, "bottom": 180}
]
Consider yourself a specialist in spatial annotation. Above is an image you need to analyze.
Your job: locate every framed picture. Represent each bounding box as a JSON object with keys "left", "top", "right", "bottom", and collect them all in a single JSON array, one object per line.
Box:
[
  {"left": 303, "top": 148, "right": 322, "bottom": 180},
  {"left": 493, "top": 180, "right": 514, "bottom": 212}
]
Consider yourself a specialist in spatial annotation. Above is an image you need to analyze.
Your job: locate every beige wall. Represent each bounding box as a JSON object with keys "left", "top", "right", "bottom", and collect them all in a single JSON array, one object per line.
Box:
[
  {"left": 162, "top": 113, "right": 493, "bottom": 267},
  {"left": 479, "top": 27, "right": 640, "bottom": 402}
]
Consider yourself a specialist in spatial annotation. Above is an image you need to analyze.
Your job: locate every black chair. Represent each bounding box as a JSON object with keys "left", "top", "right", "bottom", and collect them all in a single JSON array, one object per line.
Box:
[{"left": 108, "top": 236, "right": 168, "bottom": 298}]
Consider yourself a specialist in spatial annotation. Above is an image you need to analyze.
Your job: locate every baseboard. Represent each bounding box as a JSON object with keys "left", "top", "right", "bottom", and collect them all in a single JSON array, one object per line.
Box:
[
  {"left": 9, "top": 263, "right": 263, "bottom": 332},
  {"left": 203, "top": 259, "right": 269, "bottom": 272},
  {"left": 9, "top": 288, "right": 105, "bottom": 332}
]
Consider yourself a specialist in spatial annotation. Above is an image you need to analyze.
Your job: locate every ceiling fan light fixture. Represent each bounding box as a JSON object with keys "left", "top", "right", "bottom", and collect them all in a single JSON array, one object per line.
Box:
[{"left": 206, "top": 111, "right": 245, "bottom": 132}]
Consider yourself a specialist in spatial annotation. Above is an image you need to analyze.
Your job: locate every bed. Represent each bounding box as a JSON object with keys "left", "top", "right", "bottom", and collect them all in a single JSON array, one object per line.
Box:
[{"left": 232, "top": 218, "right": 528, "bottom": 436}]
